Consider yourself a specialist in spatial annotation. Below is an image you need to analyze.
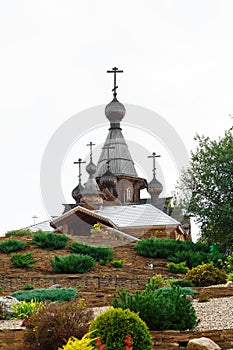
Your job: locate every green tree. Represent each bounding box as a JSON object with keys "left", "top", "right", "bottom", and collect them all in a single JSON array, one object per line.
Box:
[{"left": 174, "top": 130, "right": 233, "bottom": 252}]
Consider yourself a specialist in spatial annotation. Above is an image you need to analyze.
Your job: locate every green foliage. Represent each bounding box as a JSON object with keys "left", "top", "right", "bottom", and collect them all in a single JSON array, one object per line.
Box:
[
  {"left": 32, "top": 231, "right": 69, "bottom": 250},
  {"left": 135, "top": 238, "right": 209, "bottom": 259},
  {"left": 12, "top": 300, "right": 44, "bottom": 319},
  {"left": 167, "top": 261, "right": 189, "bottom": 274},
  {"left": 226, "top": 254, "right": 233, "bottom": 272},
  {"left": 0, "top": 239, "right": 25, "bottom": 253},
  {"left": 168, "top": 250, "right": 209, "bottom": 268},
  {"left": 70, "top": 242, "right": 114, "bottom": 261},
  {"left": 11, "top": 287, "right": 78, "bottom": 302},
  {"left": 168, "top": 279, "right": 194, "bottom": 287},
  {"left": 89, "top": 307, "right": 153, "bottom": 350},
  {"left": 154, "top": 287, "right": 198, "bottom": 296},
  {"left": 51, "top": 254, "right": 95, "bottom": 273},
  {"left": 113, "top": 286, "right": 198, "bottom": 331},
  {"left": 144, "top": 275, "right": 169, "bottom": 293},
  {"left": 228, "top": 272, "right": 233, "bottom": 282},
  {"left": 185, "top": 262, "right": 227, "bottom": 287},
  {"left": 5, "top": 229, "right": 32, "bottom": 237},
  {"left": 23, "top": 283, "right": 35, "bottom": 290},
  {"left": 23, "top": 299, "right": 93, "bottom": 350},
  {"left": 111, "top": 259, "right": 124, "bottom": 268},
  {"left": 11, "top": 252, "right": 37, "bottom": 268},
  {"left": 174, "top": 131, "right": 233, "bottom": 252},
  {"left": 58, "top": 333, "right": 96, "bottom": 350}
]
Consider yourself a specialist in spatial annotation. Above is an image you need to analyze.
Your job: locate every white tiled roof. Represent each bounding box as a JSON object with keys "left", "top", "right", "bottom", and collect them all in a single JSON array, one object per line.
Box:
[{"left": 94, "top": 204, "right": 180, "bottom": 228}]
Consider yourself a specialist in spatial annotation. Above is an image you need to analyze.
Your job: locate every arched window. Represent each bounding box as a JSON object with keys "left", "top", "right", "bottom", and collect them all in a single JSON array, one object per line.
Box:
[{"left": 126, "top": 188, "right": 131, "bottom": 202}]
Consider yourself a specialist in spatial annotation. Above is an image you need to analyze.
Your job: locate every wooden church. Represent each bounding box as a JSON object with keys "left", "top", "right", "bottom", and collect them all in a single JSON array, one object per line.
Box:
[{"left": 51, "top": 67, "right": 189, "bottom": 241}]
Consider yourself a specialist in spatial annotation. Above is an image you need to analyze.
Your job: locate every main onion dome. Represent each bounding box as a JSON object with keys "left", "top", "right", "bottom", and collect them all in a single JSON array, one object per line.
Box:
[
  {"left": 105, "top": 97, "right": 126, "bottom": 127},
  {"left": 148, "top": 177, "right": 163, "bottom": 195}
]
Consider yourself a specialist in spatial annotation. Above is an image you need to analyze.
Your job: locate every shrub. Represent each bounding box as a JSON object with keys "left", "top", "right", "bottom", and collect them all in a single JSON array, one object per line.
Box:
[
  {"left": 12, "top": 300, "right": 44, "bottom": 319},
  {"left": 144, "top": 275, "right": 169, "bottom": 293},
  {"left": 70, "top": 242, "right": 114, "bottom": 261},
  {"left": 23, "top": 299, "right": 93, "bottom": 350},
  {"left": 135, "top": 238, "right": 209, "bottom": 259},
  {"left": 0, "top": 239, "right": 25, "bottom": 253},
  {"left": 23, "top": 283, "right": 35, "bottom": 290},
  {"left": 168, "top": 279, "right": 194, "bottom": 287},
  {"left": 51, "top": 254, "right": 95, "bottom": 273},
  {"left": 5, "top": 229, "right": 32, "bottom": 237},
  {"left": 11, "top": 252, "right": 37, "bottom": 268},
  {"left": 58, "top": 332, "right": 96, "bottom": 350},
  {"left": 167, "top": 261, "right": 189, "bottom": 274},
  {"left": 11, "top": 287, "right": 78, "bottom": 302},
  {"left": 89, "top": 308, "right": 153, "bottom": 350},
  {"left": 111, "top": 259, "right": 124, "bottom": 268},
  {"left": 32, "top": 231, "right": 69, "bottom": 250},
  {"left": 113, "top": 286, "right": 198, "bottom": 331},
  {"left": 185, "top": 262, "right": 227, "bottom": 287},
  {"left": 168, "top": 250, "right": 209, "bottom": 268}
]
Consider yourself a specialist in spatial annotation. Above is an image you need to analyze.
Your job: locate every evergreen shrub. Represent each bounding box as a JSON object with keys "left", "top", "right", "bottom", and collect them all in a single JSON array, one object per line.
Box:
[
  {"left": 0, "top": 239, "right": 25, "bottom": 253},
  {"left": 70, "top": 242, "right": 114, "bottom": 261},
  {"left": 168, "top": 250, "right": 209, "bottom": 268},
  {"left": 5, "top": 229, "right": 32, "bottom": 237},
  {"left": 168, "top": 279, "right": 194, "bottom": 287},
  {"left": 167, "top": 261, "right": 189, "bottom": 274},
  {"left": 89, "top": 307, "right": 153, "bottom": 350},
  {"left": 135, "top": 238, "right": 210, "bottom": 259},
  {"left": 113, "top": 284, "right": 198, "bottom": 331},
  {"left": 32, "top": 231, "right": 69, "bottom": 250},
  {"left": 11, "top": 287, "right": 78, "bottom": 302},
  {"left": 23, "top": 299, "right": 93, "bottom": 350},
  {"left": 185, "top": 262, "right": 227, "bottom": 287},
  {"left": 51, "top": 254, "right": 95, "bottom": 273},
  {"left": 111, "top": 259, "right": 124, "bottom": 268},
  {"left": 11, "top": 252, "right": 37, "bottom": 268}
]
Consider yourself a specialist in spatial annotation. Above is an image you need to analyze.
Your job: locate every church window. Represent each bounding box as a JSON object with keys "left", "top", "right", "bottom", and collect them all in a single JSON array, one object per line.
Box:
[{"left": 126, "top": 188, "right": 131, "bottom": 202}]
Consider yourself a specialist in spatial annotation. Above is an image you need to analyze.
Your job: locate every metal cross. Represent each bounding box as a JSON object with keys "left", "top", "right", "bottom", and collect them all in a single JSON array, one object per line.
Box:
[
  {"left": 73, "top": 158, "right": 86, "bottom": 185},
  {"left": 32, "top": 215, "right": 38, "bottom": 224},
  {"left": 102, "top": 144, "right": 115, "bottom": 170},
  {"left": 107, "top": 67, "right": 123, "bottom": 98},
  {"left": 148, "top": 152, "right": 161, "bottom": 178},
  {"left": 86, "top": 142, "right": 96, "bottom": 162}
]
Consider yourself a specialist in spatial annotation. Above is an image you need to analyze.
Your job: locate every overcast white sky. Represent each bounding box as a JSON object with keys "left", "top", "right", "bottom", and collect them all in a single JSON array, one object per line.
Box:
[{"left": 0, "top": 0, "right": 232, "bottom": 235}]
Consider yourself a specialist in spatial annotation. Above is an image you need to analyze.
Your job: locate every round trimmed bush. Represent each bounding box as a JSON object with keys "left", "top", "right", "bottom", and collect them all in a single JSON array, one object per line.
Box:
[
  {"left": 89, "top": 307, "right": 152, "bottom": 350},
  {"left": 185, "top": 262, "right": 227, "bottom": 287}
]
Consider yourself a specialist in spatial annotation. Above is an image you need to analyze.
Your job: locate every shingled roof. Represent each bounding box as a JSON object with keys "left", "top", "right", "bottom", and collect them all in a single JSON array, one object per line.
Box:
[{"left": 96, "top": 128, "right": 138, "bottom": 178}]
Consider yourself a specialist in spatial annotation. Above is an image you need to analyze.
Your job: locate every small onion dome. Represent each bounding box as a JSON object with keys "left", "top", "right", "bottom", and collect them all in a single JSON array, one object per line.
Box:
[
  {"left": 86, "top": 161, "right": 97, "bottom": 176},
  {"left": 72, "top": 184, "right": 84, "bottom": 201},
  {"left": 99, "top": 168, "right": 117, "bottom": 186},
  {"left": 105, "top": 97, "right": 126, "bottom": 125},
  {"left": 148, "top": 177, "right": 163, "bottom": 195}
]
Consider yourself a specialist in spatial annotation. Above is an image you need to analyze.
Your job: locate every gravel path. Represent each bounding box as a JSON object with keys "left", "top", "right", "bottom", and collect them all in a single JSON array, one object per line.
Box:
[
  {"left": 193, "top": 296, "right": 233, "bottom": 331},
  {"left": 1, "top": 298, "right": 233, "bottom": 331}
]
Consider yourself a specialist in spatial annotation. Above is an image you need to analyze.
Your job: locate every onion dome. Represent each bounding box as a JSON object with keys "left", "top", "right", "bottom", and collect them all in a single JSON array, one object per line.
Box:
[
  {"left": 86, "top": 161, "right": 97, "bottom": 176},
  {"left": 72, "top": 183, "right": 84, "bottom": 202},
  {"left": 99, "top": 168, "right": 117, "bottom": 186},
  {"left": 148, "top": 177, "right": 163, "bottom": 195},
  {"left": 105, "top": 97, "right": 126, "bottom": 128}
]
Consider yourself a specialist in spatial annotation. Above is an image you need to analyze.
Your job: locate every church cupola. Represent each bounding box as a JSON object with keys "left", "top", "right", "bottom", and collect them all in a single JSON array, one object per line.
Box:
[
  {"left": 79, "top": 142, "right": 104, "bottom": 209},
  {"left": 72, "top": 158, "right": 86, "bottom": 204},
  {"left": 148, "top": 152, "right": 163, "bottom": 205}
]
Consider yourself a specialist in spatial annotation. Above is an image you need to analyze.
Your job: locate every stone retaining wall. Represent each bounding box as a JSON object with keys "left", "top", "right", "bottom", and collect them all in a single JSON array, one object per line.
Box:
[
  {"left": 1, "top": 328, "right": 233, "bottom": 350},
  {"left": 0, "top": 275, "right": 149, "bottom": 294}
]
